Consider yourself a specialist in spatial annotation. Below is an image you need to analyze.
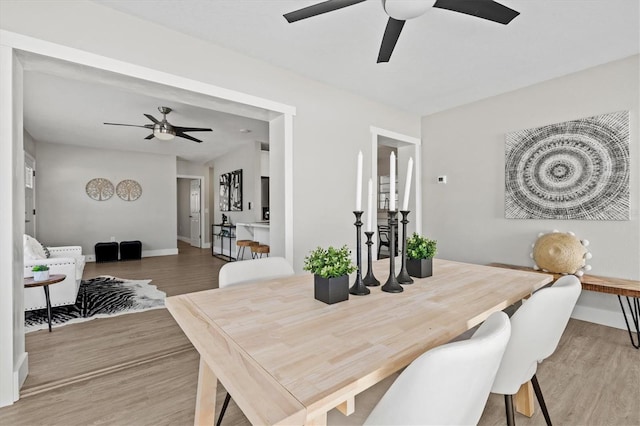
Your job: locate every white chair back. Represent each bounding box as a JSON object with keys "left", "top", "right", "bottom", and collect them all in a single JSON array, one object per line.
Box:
[
  {"left": 218, "top": 256, "right": 294, "bottom": 288},
  {"left": 364, "top": 311, "right": 511, "bottom": 426},
  {"left": 491, "top": 275, "right": 582, "bottom": 395}
]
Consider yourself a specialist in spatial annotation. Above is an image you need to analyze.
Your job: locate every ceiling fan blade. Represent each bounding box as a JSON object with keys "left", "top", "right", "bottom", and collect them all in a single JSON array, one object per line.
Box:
[
  {"left": 145, "top": 134, "right": 155, "bottom": 140},
  {"left": 104, "top": 122, "right": 153, "bottom": 129},
  {"left": 377, "top": 18, "right": 405, "bottom": 63},
  {"left": 284, "top": 0, "right": 367, "bottom": 23},
  {"left": 173, "top": 126, "right": 213, "bottom": 133},
  {"left": 175, "top": 132, "right": 203, "bottom": 143},
  {"left": 144, "top": 114, "right": 160, "bottom": 124},
  {"left": 433, "top": 0, "right": 519, "bottom": 25}
]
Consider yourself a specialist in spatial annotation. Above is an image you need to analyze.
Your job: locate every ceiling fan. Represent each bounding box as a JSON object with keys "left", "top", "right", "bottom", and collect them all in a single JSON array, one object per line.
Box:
[
  {"left": 104, "top": 106, "right": 212, "bottom": 143},
  {"left": 283, "top": 0, "right": 520, "bottom": 63}
]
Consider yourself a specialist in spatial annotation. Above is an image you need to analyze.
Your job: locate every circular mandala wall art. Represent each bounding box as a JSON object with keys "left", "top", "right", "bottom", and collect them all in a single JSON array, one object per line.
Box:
[
  {"left": 86, "top": 178, "right": 114, "bottom": 201},
  {"left": 505, "top": 111, "right": 629, "bottom": 220},
  {"left": 116, "top": 179, "right": 142, "bottom": 201}
]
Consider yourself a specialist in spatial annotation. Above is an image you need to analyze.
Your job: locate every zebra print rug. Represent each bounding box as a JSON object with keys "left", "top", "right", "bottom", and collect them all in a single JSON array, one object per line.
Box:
[{"left": 25, "top": 276, "right": 165, "bottom": 333}]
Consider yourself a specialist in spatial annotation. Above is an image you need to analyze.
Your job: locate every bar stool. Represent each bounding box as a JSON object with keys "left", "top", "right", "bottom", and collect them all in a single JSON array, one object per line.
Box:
[
  {"left": 251, "top": 244, "right": 270, "bottom": 259},
  {"left": 236, "top": 240, "right": 258, "bottom": 260}
]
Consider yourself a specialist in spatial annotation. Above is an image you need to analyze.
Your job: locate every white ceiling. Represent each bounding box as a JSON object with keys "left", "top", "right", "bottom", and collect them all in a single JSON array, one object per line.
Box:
[
  {"left": 22, "top": 54, "right": 271, "bottom": 164},
  {"left": 22, "top": 1, "right": 639, "bottom": 164},
  {"left": 93, "top": 0, "right": 640, "bottom": 115}
]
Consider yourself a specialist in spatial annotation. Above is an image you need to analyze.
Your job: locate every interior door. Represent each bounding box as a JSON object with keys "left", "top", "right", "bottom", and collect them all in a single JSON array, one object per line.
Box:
[
  {"left": 190, "top": 179, "right": 201, "bottom": 248},
  {"left": 24, "top": 154, "right": 35, "bottom": 237}
]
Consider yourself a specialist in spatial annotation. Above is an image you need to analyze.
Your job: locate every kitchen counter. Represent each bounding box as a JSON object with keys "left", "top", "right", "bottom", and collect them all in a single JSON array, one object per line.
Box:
[{"left": 237, "top": 222, "right": 270, "bottom": 229}]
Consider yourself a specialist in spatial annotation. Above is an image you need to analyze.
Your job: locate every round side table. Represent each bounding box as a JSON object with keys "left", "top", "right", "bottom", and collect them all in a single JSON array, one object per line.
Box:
[{"left": 24, "top": 274, "right": 66, "bottom": 332}]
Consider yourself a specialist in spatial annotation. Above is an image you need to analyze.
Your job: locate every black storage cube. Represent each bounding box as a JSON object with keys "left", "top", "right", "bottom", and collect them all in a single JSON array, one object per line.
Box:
[
  {"left": 95, "top": 242, "right": 119, "bottom": 263},
  {"left": 120, "top": 240, "right": 142, "bottom": 261}
]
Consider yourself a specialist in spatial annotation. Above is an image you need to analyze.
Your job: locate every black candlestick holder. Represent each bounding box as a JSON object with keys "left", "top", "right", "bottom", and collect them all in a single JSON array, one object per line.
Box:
[
  {"left": 363, "top": 231, "right": 380, "bottom": 286},
  {"left": 349, "top": 211, "right": 370, "bottom": 296},
  {"left": 382, "top": 210, "right": 403, "bottom": 293},
  {"left": 397, "top": 210, "right": 414, "bottom": 284}
]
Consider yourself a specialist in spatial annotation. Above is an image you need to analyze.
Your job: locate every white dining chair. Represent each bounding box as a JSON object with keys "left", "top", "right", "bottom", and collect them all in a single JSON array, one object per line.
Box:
[
  {"left": 218, "top": 256, "right": 294, "bottom": 288},
  {"left": 491, "top": 275, "right": 582, "bottom": 426},
  {"left": 363, "top": 311, "right": 511, "bottom": 426},
  {"left": 216, "top": 256, "right": 295, "bottom": 426}
]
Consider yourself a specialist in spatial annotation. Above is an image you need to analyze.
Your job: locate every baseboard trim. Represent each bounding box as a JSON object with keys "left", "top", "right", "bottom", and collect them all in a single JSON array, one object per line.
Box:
[
  {"left": 14, "top": 351, "right": 28, "bottom": 401},
  {"left": 19, "top": 345, "right": 193, "bottom": 399},
  {"left": 142, "top": 248, "right": 179, "bottom": 258},
  {"left": 572, "top": 305, "right": 626, "bottom": 330},
  {"left": 86, "top": 248, "right": 179, "bottom": 262}
]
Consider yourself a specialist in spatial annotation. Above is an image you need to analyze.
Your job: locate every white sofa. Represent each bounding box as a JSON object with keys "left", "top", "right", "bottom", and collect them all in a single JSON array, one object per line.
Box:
[{"left": 24, "top": 239, "right": 86, "bottom": 311}]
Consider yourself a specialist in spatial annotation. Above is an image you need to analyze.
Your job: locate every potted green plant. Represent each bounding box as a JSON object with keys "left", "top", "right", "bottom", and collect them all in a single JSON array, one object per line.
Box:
[
  {"left": 304, "top": 245, "right": 357, "bottom": 304},
  {"left": 32, "top": 264, "right": 50, "bottom": 282},
  {"left": 406, "top": 233, "right": 437, "bottom": 278}
]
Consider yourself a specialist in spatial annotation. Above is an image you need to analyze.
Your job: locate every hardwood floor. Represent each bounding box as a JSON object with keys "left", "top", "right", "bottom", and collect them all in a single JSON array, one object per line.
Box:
[
  {"left": 1, "top": 245, "right": 638, "bottom": 425},
  {"left": 20, "top": 241, "right": 226, "bottom": 396}
]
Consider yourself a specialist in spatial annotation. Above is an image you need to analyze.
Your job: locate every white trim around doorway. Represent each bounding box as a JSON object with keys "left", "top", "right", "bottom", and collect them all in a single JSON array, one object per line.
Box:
[
  {"left": 0, "top": 29, "right": 296, "bottom": 406},
  {"left": 370, "top": 126, "right": 422, "bottom": 255}
]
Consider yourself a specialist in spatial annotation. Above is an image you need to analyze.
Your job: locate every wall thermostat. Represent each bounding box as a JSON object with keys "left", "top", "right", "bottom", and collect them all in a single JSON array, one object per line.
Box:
[{"left": 437, "top": 175, "right": 447, "bottom": 184}]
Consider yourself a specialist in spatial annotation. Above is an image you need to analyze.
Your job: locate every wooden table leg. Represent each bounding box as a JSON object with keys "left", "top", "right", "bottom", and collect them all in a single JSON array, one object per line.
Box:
[
  {"left": 305, "top": 412, "right": 327, "bottom": 426},
  {"left": 194, "top": 357, "right": 218, "bottom": 426},
  {"left": 515, "top": 381, "right": 535, "bottom": 417},
  {"left": 336, "top": 397, "right": 355, "bottom": 416}
]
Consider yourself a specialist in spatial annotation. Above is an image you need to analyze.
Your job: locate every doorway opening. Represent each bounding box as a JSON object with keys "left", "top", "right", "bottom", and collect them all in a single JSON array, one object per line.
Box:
[
  {"left": 177, "top": 175, "right": 205, "bottom": 249},
  {"left": 1, "top": 30, "right": 296, "bottom": 405},
  {"left": 370, "top": 127, "right": 421, "bottom": 259}
]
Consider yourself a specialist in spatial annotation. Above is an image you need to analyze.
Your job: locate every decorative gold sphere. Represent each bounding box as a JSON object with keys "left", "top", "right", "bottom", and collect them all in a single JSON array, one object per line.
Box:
[{"left": 533, "top": 232, "right": 587, "bottom": 274}]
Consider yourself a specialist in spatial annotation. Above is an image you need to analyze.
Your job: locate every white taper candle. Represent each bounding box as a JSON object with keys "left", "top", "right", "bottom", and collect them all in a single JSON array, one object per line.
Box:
[
  {"left": 390, "top": 152, "right": 396, "bottom": 211},
  {"left": 356, "top": 150, "right": 363, "bottom": 211},
  {"left": 367, "top": 178, "right": 373, "bottom": 232},
  {"left": 402, "top": 157, "right": 413, "bottom": 211}
]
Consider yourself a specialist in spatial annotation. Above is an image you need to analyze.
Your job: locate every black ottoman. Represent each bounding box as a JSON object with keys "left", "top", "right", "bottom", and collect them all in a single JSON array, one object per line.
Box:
[
  {"left": 120, "top": 240, "right": 142, "bottom": 261},
  {"left": 95, "top": 242, "right": 118, "bottom": 263}
]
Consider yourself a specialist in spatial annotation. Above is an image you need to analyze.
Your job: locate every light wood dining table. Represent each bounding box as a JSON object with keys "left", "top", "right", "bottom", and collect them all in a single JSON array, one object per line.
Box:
[{"left": 166, "top": 258, "right": 553, "bottom": 425}]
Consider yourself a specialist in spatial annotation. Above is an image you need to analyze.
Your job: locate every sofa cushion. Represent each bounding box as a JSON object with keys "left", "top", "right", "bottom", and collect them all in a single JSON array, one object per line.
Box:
[{"left": 24, "top": 234, "right": 47, "bottom": 260}]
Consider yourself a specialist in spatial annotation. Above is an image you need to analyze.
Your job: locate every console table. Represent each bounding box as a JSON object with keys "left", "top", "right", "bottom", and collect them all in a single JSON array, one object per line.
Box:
[
  {"left": 211, "top": 223, "right": 236, "bottom": 261},
  {"left": 490, "top": 263, "right": 640, "bottom": 349}
]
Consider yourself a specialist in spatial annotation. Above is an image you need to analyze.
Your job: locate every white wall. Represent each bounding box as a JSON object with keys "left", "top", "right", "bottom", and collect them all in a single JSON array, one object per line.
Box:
[
  {"left": 422, "top": 55, "right": 640, "bottom": 328},
  {"left": 23, "top": 129, "right": 35, "bottom": 157},
  {"left": 35, "top": 142, "right": 178, "bottom": 257},
  {"left": 212, "top": 141, "right": 261, "bottom": 226},
  {"left": 0, "top": 0, "right": 421, "bottom": 272}
]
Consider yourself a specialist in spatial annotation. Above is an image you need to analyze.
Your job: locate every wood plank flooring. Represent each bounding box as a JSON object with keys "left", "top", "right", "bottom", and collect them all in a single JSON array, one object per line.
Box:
[
  {"left": 20, "top": 241, "right": 226, "bottom": 396},
  {"left": 1, "top": 244, "right": 638, "bottom": 425}
]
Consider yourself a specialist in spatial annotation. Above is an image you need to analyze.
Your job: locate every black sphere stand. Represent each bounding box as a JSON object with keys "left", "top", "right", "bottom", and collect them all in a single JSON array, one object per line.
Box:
[
  {"left": 363, "top": 231, "right": 380, "bottom": 286},
  {"left": 382, "top": 210, "right": 403, "bottom": 293},
  {"left": 397, "top": 210, "right": 414, "bottom": 284},
  {"left": 349, "top": 211, "right": 370, "bottom": 296}
]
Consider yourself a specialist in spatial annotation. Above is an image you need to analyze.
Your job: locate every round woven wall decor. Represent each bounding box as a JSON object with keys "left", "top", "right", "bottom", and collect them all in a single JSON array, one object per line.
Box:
[
  {"left": 116, "top": 179, "right": 142, "bottom": 201},
  {"left": 505, "top": 111, "right": 629, "bottom": 220},
  {"left": 86, "top": 178, "right": 114, "bottom": 201}
]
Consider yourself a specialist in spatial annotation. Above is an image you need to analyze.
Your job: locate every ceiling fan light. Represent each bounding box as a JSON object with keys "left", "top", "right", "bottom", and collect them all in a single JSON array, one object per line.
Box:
[
  {"left": 154, "top": 124, "right": 176, "bottom": 140},
  {"left": 382, "top": 0, "right": 430, "bottom": 20}
]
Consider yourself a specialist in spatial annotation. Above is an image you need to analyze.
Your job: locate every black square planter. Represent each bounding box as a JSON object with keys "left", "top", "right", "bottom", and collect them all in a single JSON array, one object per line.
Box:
[
  {"left": 407, "top": 258, "right": 433, "bottom": 278},
  {"left": 314, "top": 275, "right": 349, "bottom": 305}
]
